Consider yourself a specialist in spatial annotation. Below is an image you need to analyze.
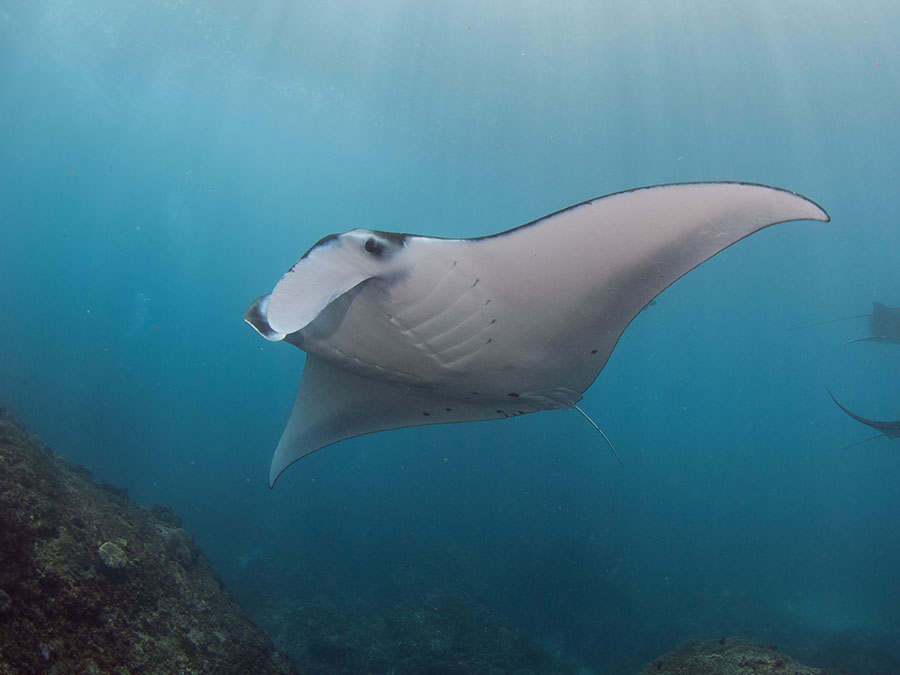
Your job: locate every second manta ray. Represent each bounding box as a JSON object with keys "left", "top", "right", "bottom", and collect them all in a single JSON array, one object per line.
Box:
[
  {"left": 795, "top": 301, "right": 900, "bottom": 344},
  {"left": 246, "top": 182, "right": 829, "bottom": 486}
]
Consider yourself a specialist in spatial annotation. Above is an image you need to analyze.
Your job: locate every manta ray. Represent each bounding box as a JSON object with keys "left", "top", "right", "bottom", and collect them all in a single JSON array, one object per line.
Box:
[
  {"left": 828, "top": 389, "right": 900, "bottom": 448},
  {"left": 795, "top": 302, "right": 900, "bottom": 345},
  {"left": 246, "top": 182, "right": 829, "bottom": 486},
  {"left": 848, "top": 302, "right": 900, "bottom": 344}
]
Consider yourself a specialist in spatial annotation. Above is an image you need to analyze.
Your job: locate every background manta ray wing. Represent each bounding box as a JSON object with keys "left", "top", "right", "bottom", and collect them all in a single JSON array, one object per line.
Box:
[{"left": 269, "top": 355, "right": 533, "bottom": 486}]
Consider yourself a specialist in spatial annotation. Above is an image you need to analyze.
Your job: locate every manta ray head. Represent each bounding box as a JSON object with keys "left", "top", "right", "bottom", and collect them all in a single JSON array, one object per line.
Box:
[{"left": 246, "top": 228, "right": 411, "bottom": 341}]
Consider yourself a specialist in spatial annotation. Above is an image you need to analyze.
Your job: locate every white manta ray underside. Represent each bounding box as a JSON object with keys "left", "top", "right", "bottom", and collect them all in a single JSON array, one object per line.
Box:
[{"left": 246, "top": 182, "right": 829, "bottom": 486}]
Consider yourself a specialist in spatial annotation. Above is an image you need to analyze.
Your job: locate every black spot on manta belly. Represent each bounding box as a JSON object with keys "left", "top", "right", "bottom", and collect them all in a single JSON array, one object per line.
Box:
[{"left": 507, "top": 392, "right": 520, "bottom": 398}]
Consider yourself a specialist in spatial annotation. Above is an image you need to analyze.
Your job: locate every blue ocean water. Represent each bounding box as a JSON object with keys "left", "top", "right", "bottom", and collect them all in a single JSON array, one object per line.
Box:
[{"left": 2, "top": 0, "right": 900, "bottom": 672}]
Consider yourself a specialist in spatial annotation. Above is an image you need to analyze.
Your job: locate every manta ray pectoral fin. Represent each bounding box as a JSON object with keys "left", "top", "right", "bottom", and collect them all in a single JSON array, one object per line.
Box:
[{"left": 269, "top": 355, "right": 519, "bottom": 487}]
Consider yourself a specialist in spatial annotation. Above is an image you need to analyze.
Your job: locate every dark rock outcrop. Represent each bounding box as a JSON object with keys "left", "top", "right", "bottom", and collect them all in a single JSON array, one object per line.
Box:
[
  {"left": 638, "top": 637, "right": 846, "bottom": 674},
  {"left": 235, "top": 556, "right": 580, "bottom": 675},
  {"left": 0, "top": 406, "right": 298, "bottom": 674}
]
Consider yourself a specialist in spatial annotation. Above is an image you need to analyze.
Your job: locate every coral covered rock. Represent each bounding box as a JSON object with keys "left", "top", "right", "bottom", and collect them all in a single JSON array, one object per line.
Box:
[
  {"left": 0, "top": 406, "right": 297, "bottom": 674},
  {"left": 638, "top": 637, "right": 846, "bottom": 674},
  {"left": 97, "top": 541, "right": 128, "bottom": 569},
  {"left": 237, "top": 563, "right": 579, "bottom": 675}
]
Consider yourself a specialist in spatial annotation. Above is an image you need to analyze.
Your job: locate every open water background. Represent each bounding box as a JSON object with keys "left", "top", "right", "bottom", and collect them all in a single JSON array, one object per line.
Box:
[{"left": 3, "top": 1, "right": 900, "bottom": 671}]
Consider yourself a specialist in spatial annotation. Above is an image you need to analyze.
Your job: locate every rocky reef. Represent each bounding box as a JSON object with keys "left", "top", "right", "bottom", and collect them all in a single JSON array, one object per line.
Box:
[
  {"left": 231, "top": 556, "right": 580, "bottom": 675},
  {"left": 0, "top": 406, "right": 297, "bottom": 674},
  {"left": 638, "top": 637, "right": 847, "bottom": 674}
]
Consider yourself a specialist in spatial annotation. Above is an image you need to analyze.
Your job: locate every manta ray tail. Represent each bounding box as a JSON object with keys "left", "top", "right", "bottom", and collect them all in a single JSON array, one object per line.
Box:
[
  {"left": 841, "top": 433, "right": 886, "bottom": 450},
  {"left": 573, "top": 404, "right": 624, "bottom": 468},
  {"left": 789, "top": 313, "right": 870, "bottom": 331}
]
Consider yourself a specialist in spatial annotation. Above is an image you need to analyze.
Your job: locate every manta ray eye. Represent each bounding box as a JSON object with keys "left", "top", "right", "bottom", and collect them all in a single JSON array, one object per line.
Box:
[{"left": 364, "top": 237, "right": 383, "bottom": 256}]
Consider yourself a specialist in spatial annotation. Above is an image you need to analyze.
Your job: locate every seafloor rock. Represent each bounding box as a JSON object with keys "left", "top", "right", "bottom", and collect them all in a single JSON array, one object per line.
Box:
[
  {"left": 235, "top": 557, "right": 580, "bottom": 675},
  {"left": 0, "top": 406, "right": 297, "bottom": 674},
  {"left": 638, "top": 637, "right": 846, "bottom": 674}
]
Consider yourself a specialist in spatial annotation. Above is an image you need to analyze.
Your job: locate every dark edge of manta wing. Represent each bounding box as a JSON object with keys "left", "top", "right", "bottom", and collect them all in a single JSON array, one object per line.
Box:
[
  {"left": 294, "top": 183, "right": 830, "bottom": 247},
  {"left": 468, "top": 181, "right": 831, "bottom": 242}
]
